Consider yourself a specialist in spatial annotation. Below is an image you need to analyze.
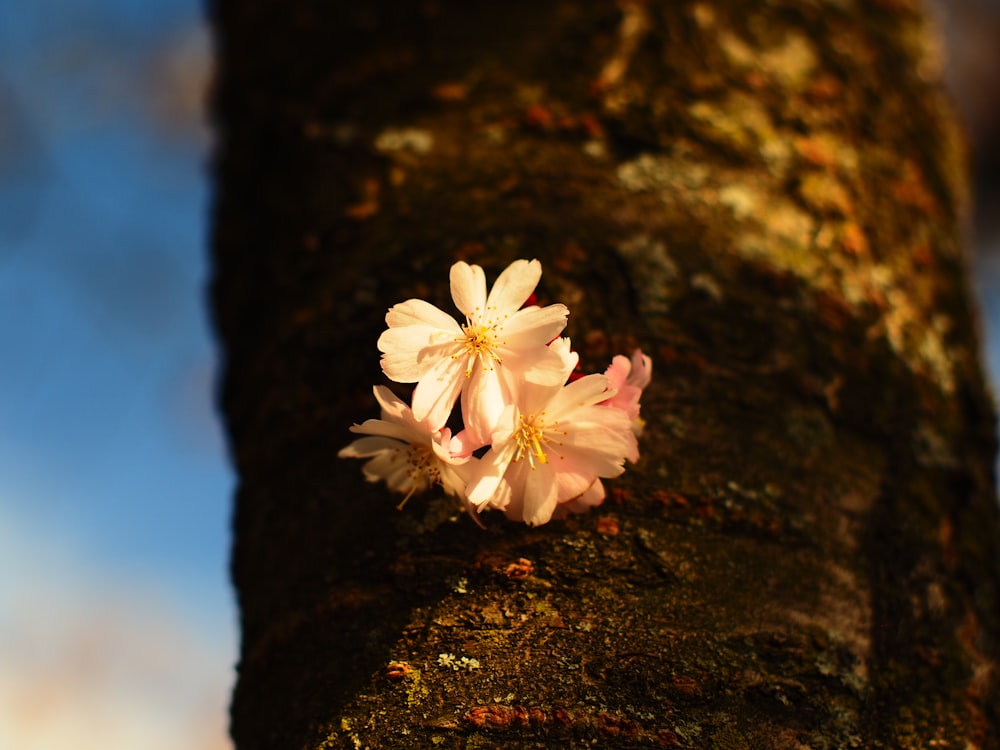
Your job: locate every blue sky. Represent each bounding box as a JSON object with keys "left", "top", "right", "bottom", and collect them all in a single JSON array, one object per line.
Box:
[
  {"left": 0, "top": 0, "right": 235, "bottom": 746},
  {"left": 0, "top": 1, "right": 997, "bottom": 748}
]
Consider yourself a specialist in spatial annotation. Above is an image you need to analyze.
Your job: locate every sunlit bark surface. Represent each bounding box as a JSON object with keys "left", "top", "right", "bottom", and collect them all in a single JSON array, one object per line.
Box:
[{"left": 210, "top": 0, "right": 1000, "bottom": 747}]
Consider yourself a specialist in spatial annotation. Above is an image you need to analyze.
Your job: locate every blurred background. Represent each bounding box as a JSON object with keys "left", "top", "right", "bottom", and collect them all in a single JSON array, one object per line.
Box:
[{"left": 0, "top": 1, "right": 996, "bottom": 749}]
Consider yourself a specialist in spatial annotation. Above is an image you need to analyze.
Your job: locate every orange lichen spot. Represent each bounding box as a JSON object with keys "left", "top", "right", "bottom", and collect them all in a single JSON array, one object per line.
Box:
[
  {"left": 795, "top": 134, "right": 839, "bottom": 169},
  {"left": 596, "top": 713, "right": 640, "bottom": 738},
  {"left": 611, "top": 487, "right": 628, "bottom": 505},
  {"left": 912, "top": 243, "right": 934, "bottom": 267},
  {"left": 578, "top": 113, "right": 605, "bottom": 139},
  {"left": 344, "top": 178, "right": 380, "bottom": 220},
  {"left": 386, "top": 660, "right": 413, "bottom": 680},
  {"left": 596, "top": 516, "right": 620, "bottom": 536},
  {"left": 808, "top": 74, "right": 842, "bottom": 101},
  {"left": 655, "top": 490, "right": 689, "bottom": 508},
  {"left": 523, "top": 104, "right": 555, "bottom": 131},
  {"left": 893, "top": 160, "right": 939, "bottom": 215},
  {"left": 667, "top": 674, "right": 702, "bottom": 698},
  {"left": 466, "top": 705, "right": 517, "bottom": 730},
  {"left": 431, "top": 81, "right": 468, "bottom": 102},
  {"left": 842, "top": 222, "right": 869, "bottom": 256},
  {"left": 503, "top": 557, "right": 534, "bottom": 581},
  {"left": 656, "top": 728, "right": 683, "bottom": 747}
]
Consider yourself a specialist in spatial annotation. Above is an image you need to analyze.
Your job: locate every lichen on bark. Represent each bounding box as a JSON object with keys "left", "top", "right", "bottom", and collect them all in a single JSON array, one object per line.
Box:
[{"left": 210, "top": 0, "right": 1000, "bottom": 747}]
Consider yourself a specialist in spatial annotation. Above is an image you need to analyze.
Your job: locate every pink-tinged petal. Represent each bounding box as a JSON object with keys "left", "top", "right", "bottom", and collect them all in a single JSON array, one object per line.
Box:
[
  {"left": 450, "top": 261, "right": 487, "bottom": 317},
  {"left": 549, "top": 464, "right": 597, "bottom": 503},
  {"left": 516, "top": 342, "right": 577, "bottom": 389},
  {"left": 461, "top": 366, "right": 509, "bottom": 446},
  {"left": 485, "top": 259, "right": 542, "bottom": 311},
  {"left": 430, "top": 434, "right": 471, "bottom": 466},
  {"left": 573, "top": 478, "right": 606, "bottom": 508},
  {"left": 410, "top": 354, "right": 465, "bottom": 428},
  {"left": 559, "top": 438, "right": 631, "bottom": 478},
  {"left": 604, "top": 355, "right": 631, "bottom": 390},
  {"left": 556, "top": 413, "right": 634, "bottom": 476},
  {"left": 450, "top": 428, "right": 487, "bottom": 457},
  {"left": 501, "top": 304, "right": 569, "bottom": 348},
  {"left": 385, "top": 298, "right": 461, "bottom": 332},
  {"left": 553, "top": 479, "right": 606, "bottom": 519},
  {"left": 548, "top": 374, "right": 613, "bottom": 417},
  {"left": 337, "top": 435, "right": 402, "bottom": 458},
  {"left": 627, "top": 349, "right": 652, "bottom": 389}
]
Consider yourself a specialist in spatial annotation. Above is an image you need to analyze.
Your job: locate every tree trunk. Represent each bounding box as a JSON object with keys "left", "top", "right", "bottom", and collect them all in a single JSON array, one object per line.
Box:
[{"left": 209, "top": 0, "right": 1000, "bottom": 747}]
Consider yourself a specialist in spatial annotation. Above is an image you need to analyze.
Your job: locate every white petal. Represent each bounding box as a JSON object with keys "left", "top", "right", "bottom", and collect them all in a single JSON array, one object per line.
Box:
[
  {"left": 549, "top": 374, "right": 612, "bottom": 416},
  {"left": 501, "top": 304, "right": 569, "bottom": 348},
  {"left": 385, "top": 298, "right": 461, "bottom": 332},
  {"left": 361, "top": 451, "right": 405, "bottom": 483},
  {"left": 371, "top": 385, "right": 411, "bottom": 421},
  {"left": 410, "top": 354, "right": 465, "bottom": 429},
  {"left": 450, "top": 262, "right": 487, "bottom": 318},
  {"left": 506, "top": 342, "right": 576, "bottom": 390},
  {"left": 338, "top": 435, "right": 401, "bottom": 458},
  {"left": 347, "top": 418, "right": 421, "bottom": 445},
  {"left": 461, "top": 367, "right": 509, "bottom": 446},
  {"left": 486, "top": 259, "right": 542, "bottom": 312},
  {"left": 379, "top": 333, "right": 459, "bottom": 382},
  {"left": 466, "top": 441, "right": 516, "bottom": 508},
  {"left": 553, "top": 479, "right": 606, "bottom": 518},
  {"left": 522, "top": 463, "right": 560, "bottom": 526}
]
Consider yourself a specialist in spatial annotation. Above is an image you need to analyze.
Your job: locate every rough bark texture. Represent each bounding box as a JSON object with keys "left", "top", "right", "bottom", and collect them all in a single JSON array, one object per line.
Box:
[{"left": 210, "top": 0, "right": 1000, "bottom": 747}]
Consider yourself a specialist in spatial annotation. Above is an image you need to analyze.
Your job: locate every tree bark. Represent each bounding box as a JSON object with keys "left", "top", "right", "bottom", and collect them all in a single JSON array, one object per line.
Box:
[{"left": 209, "top": 0, "right": 1000, "bottom": 747}]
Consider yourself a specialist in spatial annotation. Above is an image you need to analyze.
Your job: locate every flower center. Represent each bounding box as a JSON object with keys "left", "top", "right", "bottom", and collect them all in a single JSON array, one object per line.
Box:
[
  {"left": 456, "top": 310, "right": 505, "bottom": 376},
  {"left": 513, "top": 413, "right": 556, "bottom": 469},
  {"left": 395, "top": 444, "right": 442, "bottom": 509}
]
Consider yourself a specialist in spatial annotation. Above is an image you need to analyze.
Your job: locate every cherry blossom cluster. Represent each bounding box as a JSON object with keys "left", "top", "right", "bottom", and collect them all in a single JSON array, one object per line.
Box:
[{"left": 339, "top": 259, "right": 651, "bottom": 526}]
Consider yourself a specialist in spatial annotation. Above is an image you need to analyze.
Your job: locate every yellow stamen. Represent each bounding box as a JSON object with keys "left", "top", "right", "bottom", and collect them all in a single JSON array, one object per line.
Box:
[{"left": 513, "top": 413, "right": 557, "bottom": 469}]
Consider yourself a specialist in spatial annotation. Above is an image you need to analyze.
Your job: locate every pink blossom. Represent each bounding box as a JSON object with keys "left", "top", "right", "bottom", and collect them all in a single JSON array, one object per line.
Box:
[
  {"left": 338, "top": 386, "right": 474, "bottom": 506},
  {"left": 465, "top": 350, "right": 637, "bottom": 527},
  {"left": 377, "top": 259, "right": 569, "bottom": 443},
  {"left": 601, "top": 349, "right": 652, "bottom": 442}
]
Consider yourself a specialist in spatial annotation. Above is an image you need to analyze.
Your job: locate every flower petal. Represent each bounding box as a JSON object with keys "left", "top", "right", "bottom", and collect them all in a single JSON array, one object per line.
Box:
[
  {"left": 450, "top": 261, "right": 487, "bottom": 318},
  {"left": 549, "top": 373, "right": 613, "bottom": 414},
  {"left": 501, "top": 304, "right": 569, "bottom": 349},
  {"left": 385, "top": 298, "right": 461, "bottom": 332},
  {"left": 461, "top": 366, "right": 509, "bottom": 446},
  {"left": 627, "top": 349, "right": 653, "bottom": 389},
  {"left": 521, "top": 462, "right": 560, "bottom": 526},
  {"left": 485, "top": 259, "right": 542, "bottom": 312},
  {"left": 337, "top": 435, "right": 401, "bottom": 458},
  {"left": 379, "top": 333, "right": 459, "bottom": 382},
  {"left": 466, "top": 416, "right": 517, "bottom": 508},
  {"left": 410, "top": 353, "right": 465, "bottom": 428},
  {"left": 347, "top": 418, "right": 421, "bottom": 445}
]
